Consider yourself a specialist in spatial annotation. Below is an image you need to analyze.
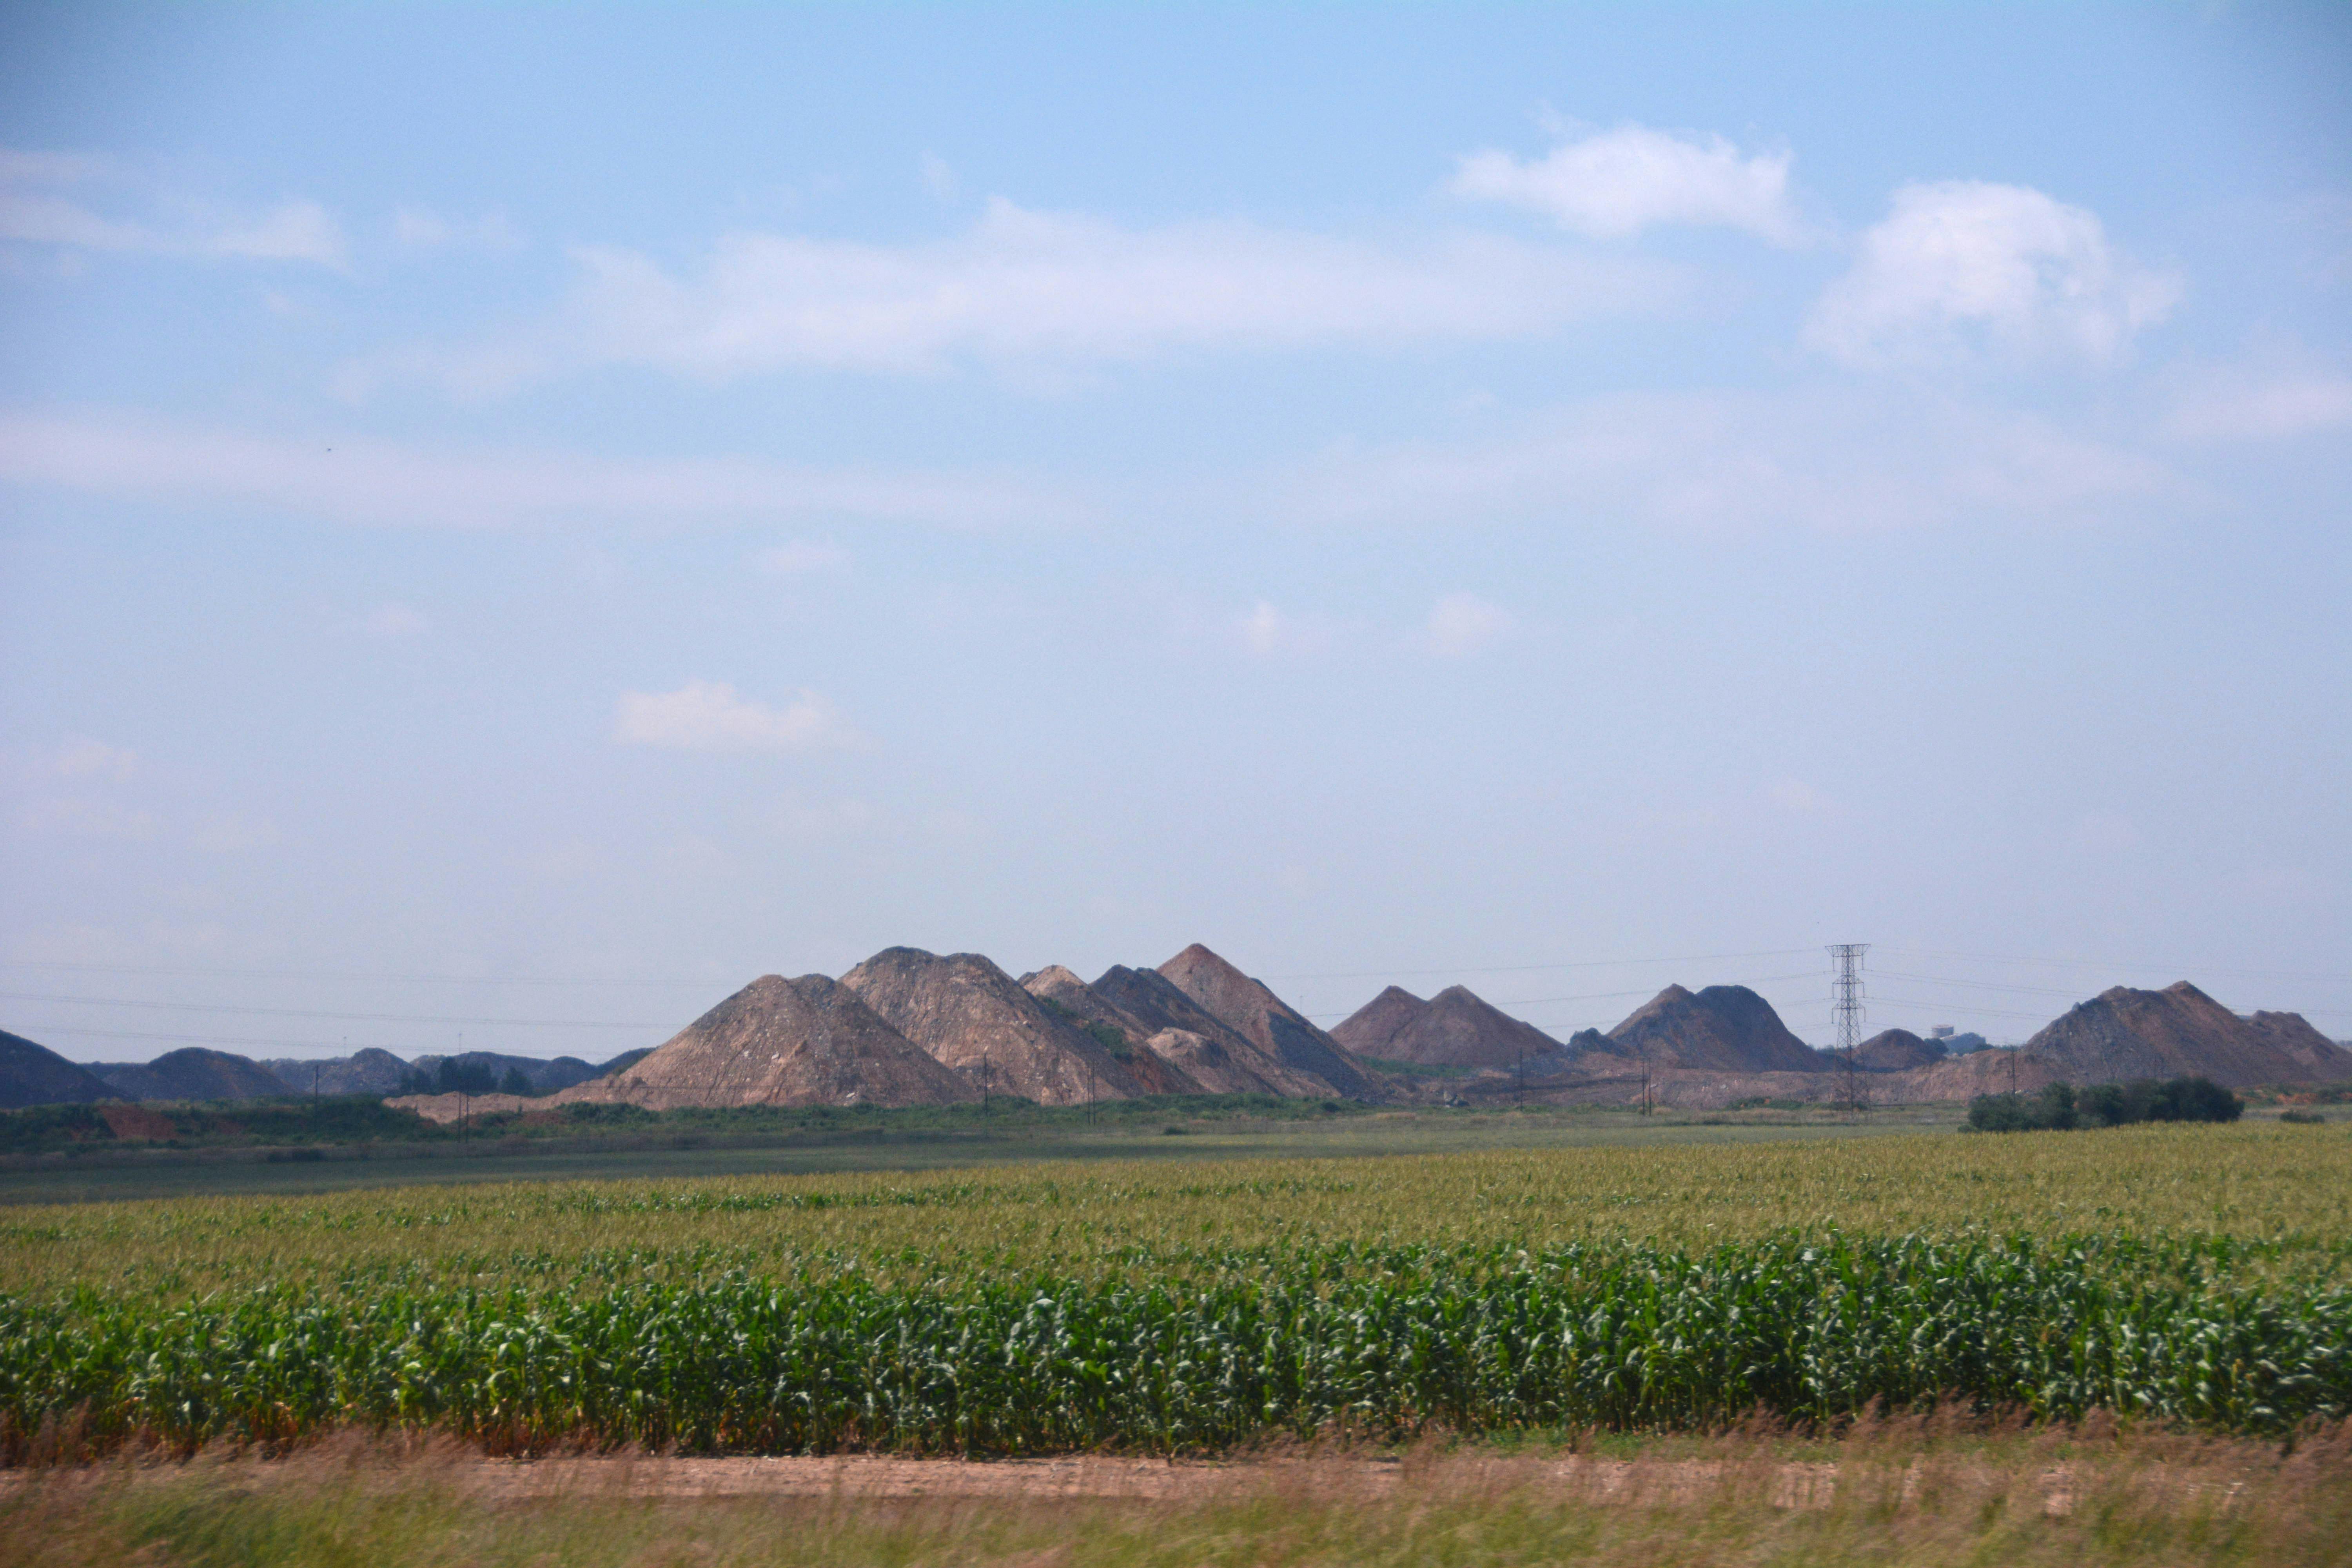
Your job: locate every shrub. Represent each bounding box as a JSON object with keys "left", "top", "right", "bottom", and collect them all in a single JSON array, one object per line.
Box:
[{"left": 1969, "top": 1076, "right": 2242, "bottom": 1133}]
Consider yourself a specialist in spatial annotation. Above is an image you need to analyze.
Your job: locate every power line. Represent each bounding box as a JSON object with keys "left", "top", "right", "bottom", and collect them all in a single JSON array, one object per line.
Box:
[
  {"left": 1300, "top": 970, "right": 1823, "bottom": 1021},
  {"left": 1264, "top": 948, "right": 1818, "bottom": 981},
  {"left": 0, "top": 991, "right": 657, "bottom": 1029},
  {"left": 1877, "top": 948, "right": 2349, "bottom": 985}
]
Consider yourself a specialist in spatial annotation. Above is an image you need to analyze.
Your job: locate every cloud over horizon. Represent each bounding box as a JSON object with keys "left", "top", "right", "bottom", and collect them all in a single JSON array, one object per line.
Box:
[
  {"left": 360, "top": 197, "right": 1685, "bottom": 392},
  {"left": 0, "top": 409, "right": 1080, "bottom": 531}
]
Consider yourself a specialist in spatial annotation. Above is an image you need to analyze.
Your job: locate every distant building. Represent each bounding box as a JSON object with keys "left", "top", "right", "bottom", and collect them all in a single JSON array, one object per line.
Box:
[{"left": 1929, "top": 1025, "right": 1955, "bottom": 1040}]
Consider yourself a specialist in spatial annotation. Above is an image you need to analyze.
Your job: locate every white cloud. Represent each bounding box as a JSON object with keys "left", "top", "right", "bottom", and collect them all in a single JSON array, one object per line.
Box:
[
  {"left": 755, "top": 540, "right": 850, "bottom": 574},
  {"left": 0, "top": 408, "right": 1080, "bottom": 531},
  {"left": 1804, "top": 181, "right": 2180, "bottom": 368},
  {"left": 51, "top": 735, "right": 137, "bottom": 780},
  {"left": 613, "top": 681, "right": 863, "bottom": 753},
  {"left": 1423, "top": 592, "right": 1516, "bottom": 657},
  {"left": 1274, "top": 386, "right": 2174, "bottom": 534},
  {"left": 1451, "top": 123, "right": 1802, "bottom": 244},
  {"left": 361, "top": 603, "right": 431, "bottom": 637},
  {"left": 368, "top": 198, "right": 1682, "bottom": 390},
  {"left": 0, "top": 180, "right": 345, "bottom": 267},
  {"left": 394, "top": 206, "right": 525, "bottom": 253},
  {"left": 2167, "top": 370, "right": 2352, "bottom": 442}
]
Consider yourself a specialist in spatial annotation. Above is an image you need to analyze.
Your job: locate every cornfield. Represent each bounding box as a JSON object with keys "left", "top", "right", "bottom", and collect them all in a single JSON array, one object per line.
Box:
[{"left": 3, "top": 1230, "right": 2345, "bottom": 1458}]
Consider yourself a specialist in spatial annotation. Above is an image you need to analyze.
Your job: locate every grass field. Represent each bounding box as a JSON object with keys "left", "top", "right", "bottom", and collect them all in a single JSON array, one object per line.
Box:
[{"left": 0, "top": 1100, "right": 1959, "bottom": 1207}]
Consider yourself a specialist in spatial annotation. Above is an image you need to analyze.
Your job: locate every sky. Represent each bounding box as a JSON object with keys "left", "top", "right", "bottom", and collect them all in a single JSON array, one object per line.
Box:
[{"left": 2, "top": 2, "right": 2348, "bottom": 1066}]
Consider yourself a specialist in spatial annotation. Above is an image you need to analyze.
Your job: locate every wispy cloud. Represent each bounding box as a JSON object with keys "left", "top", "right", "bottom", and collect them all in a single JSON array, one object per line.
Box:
[
  {"left": 2167, "top": 367, "right": 2352, "bottom": 442},
  {"left": 0, "top": 408, "right": 1083, "bottom": 531},
  {"left": 1451, "top": 123, "right": 1803, "bottom": 244},
  {"left": 1273, "top": 386, "right": 2174, "bottom": 534},
  {"left": 357, "top": 197, "right": 1684, "bottom": 392},
  {"left": 1804, "top": 181, "right": 2180, "bottom": 368},
  {"left": 0, "top": 149, "right": 345, "bottom": 266},
  {"left": 49, "top": 735, "right": 138, "bottom": 780},
  {"left": 614, "top": 681, "right": 864, "bottom": 753}
]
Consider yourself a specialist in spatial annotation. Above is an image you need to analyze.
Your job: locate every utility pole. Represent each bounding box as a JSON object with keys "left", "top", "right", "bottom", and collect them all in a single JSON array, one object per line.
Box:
[{"left": 1829, "top": 944, "right": 1869, "bottom": 1117}]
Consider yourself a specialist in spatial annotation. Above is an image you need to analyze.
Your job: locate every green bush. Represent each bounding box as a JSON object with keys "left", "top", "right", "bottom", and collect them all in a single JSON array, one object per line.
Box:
[{"left": 1969, "top": 1077, "right": 2241, "bottom": 1134}]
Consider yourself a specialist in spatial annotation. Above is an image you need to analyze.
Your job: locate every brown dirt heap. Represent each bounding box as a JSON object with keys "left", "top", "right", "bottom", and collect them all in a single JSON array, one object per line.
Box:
[
  {"left": 1333, "top": 984, "right": 1571, "bottom": 1071},
  {"left": 89, "top": 1047, "right": 293, "bottom": 1103},
  {"left": 2022, "top": 982, "right": 2352, "bottom": 1088},
  {"left": 1018, "top": 966, "right": 1205, "bottom": 1096},
  {"left": 1851, "top": 1029, "right": 1949, "bottom": 1073},
  {"left": 0, "top": 1028, "right": 112, "bottom": 1108},
  {"left": 1083, "top": 964, "right": 1327, "bottom": 1096},
  {"left": 555, "top": 973, "right": 976, "bottom": 1111},
  {"left": 1154, "top": 943, "right": 1384, "bottom": 1099},
  {"left": 841, "top": 947, "right": 1145, "bottom": 1107},
  {"left": 1593, "top": 985, "right": 1828, "bottom": 1074}
]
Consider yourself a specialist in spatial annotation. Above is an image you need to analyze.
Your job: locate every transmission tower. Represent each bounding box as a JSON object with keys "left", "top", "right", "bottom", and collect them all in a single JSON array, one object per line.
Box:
[{"left": 1828, "top": 944, "right": 1869, "bottom": 1116}]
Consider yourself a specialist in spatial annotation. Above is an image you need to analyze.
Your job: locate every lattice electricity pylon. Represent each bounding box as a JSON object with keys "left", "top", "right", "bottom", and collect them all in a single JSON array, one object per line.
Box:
[{"left": 1828, "top": 943, "right": 1869, "bottom": 1114}]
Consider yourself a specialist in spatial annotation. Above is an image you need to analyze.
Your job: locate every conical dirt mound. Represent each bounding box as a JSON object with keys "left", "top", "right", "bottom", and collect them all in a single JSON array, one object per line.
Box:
[
  {"left": 1600, "top": 984, "right": 1826, "bottom": 1073},
  {"left": 1021, "top": 965, "right": 1203, "bottom": 1096},
  {"left": 1851, "top": 1029, "right": 1947, "bottom": 1073},
  {"left": 93, "top": 1048, "right": 289, "bottom": 1102},
  {"left": 1087, "top": 965, "right": 1327, "bottom": 1096},
  {"left": 1328, "top": 986, "right": 1428, "bottom": 1059},
  {"left": 2023, "top": 982, "right": 2352, "bottom": 1087},
  {"left": 1156, "top": 943, "right": 1382, "bottom": 1098},
  {"left": 1333, "top": 984, "right": 1568, "bottom": 1071},
  {"left": 843, "top": 947, "right": 1147, "bottom": 1106},
  {"left": 0, "top": 1028, "right": 111, "bottom": 1108},
  {"left": 559, "top": 973, "right": 975, "bottom": 1110}
]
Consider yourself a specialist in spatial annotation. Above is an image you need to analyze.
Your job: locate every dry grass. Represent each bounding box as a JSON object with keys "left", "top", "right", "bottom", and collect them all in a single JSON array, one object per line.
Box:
[
  {"left": 6, "top": 1121, "right": 2347, "bottom": 1299},
  {"left": 6, "top": 1419, "right": 2347, "bottom": 1567}
]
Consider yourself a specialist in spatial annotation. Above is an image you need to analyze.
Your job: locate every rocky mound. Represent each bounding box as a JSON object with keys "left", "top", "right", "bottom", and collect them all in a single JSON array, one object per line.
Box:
[
  {"left": 259, "top": 1047, "right": 413, "bottom": 1096},
  {"left": 0, "top": 1028, "right": 112, "bottom": 1108},
  {"left": 1593, "top": 985, "right": 1827, "bottom": 1074},
  {"left": 2023, "top": 983, "right": 2352, "bottom": 1087},
  {"left": 560, "top": 973, "right": 975, "bottom": 1110},
  {"left": 1085, "top": 965, "right": 1326, "bottom": 1096},
  {"left": 843, "top": 947, "right": 1146, "bottom": 1106},
  {"left": 1020, "top": 967, "right": 1203, "bottom": 1096},
  {"left": 1333, "top": 984, "right": 1570, "bottom": 1071},
  {"left": 1851, "top": 1029, "right": 1949, "bottom": 1073},
  {"left": 1156, "top": 944, "right": 1382, "bottom": 1099},
  {"left": 92, "top": 1047, "right": 290, "bottom": 1102}
]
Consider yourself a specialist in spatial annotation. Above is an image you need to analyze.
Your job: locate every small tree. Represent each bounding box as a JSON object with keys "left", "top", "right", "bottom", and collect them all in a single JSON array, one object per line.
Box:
[{"left": 499, "top": 1066, "right": 532, "bottom": 1097}]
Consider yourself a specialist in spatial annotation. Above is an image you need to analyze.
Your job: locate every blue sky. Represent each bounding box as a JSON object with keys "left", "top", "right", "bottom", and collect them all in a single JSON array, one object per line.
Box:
[{"left": 2, "top": 3, "right": 2348, "bottom": 1063}]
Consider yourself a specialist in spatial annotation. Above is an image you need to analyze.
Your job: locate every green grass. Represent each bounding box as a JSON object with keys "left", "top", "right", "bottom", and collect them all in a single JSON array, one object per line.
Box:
[{"left": 0, "top": 1101, "right": 1956, "bottom": 1207}]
